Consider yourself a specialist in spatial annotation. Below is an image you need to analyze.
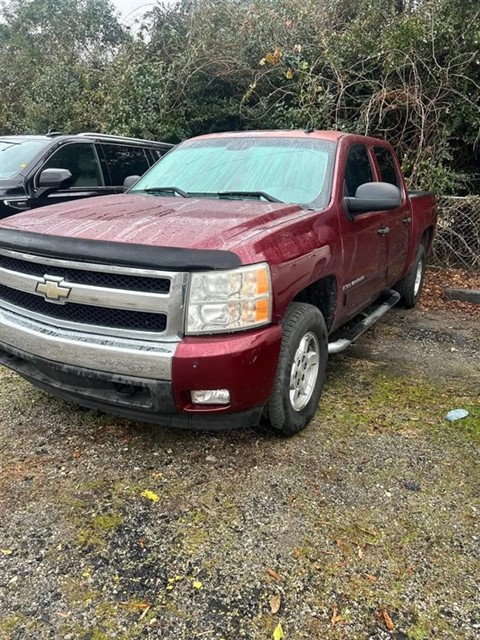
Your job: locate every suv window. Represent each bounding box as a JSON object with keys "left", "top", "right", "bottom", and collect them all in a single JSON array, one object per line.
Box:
[
  {"left": 374, "top": 146, "right": 400, "bottom": 188},
  {"left": 344, "top": 144, "right": 374, "bottom": 197},
  {"left": 42, "top": 143, "right": 102, "bottom": 187},
  {"left": 99, "top": 144, "right": 150, "bottom": 186},
  {"left": 0, "top": 138, "right": 50, "bottom": 179}
]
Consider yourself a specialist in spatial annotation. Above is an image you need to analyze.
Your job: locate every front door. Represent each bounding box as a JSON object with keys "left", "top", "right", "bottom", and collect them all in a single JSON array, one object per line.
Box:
[
  {"left": 339, "top": 144, "right": 389, "bottom": 316},
  {"left": 29, "top": 142, "right": 108, "bottom": 208}
]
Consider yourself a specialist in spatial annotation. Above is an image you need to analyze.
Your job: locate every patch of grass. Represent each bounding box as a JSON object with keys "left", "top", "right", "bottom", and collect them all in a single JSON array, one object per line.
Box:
[
  {"left": 0, "top": 615, "right": 25, "bottom": 633},
  {"left": 77, "top": 511, "right": 124, "bottom": 548},
  {"left": 322, "top": 360, "right": 480, "bottom": 442},
  {"left": 407, "top": 618, "right": 432, "bottom": 639},
  {"left": 453, "top": 404, "right": 480, "bottom": 439}
]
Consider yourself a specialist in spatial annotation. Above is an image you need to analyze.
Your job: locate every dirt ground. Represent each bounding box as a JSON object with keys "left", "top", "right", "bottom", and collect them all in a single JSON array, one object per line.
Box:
[{"left": 0, "top": 277, "right": 479, "bottom": 640}]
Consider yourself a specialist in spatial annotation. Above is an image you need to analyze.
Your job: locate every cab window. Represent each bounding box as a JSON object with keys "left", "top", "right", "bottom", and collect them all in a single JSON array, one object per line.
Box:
[
  {"left": 344, "top": 144, "right": 374, "bottom": 197},
  {"left": 374, "top": 146, "right": 400, "bottom": 188}
]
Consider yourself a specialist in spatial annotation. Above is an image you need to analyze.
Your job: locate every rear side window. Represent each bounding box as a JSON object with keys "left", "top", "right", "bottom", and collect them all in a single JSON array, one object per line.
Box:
[
  {"left": 374, "top": 146, "right": 400, "bottom": 188},
  {"left": 99, "top": 144, "right": 150, "bottom": 185},
  {"left": 344, "top": 144, "right": 374, "bottom": 196},
  {"left": 41, "top": 143, "right": 102, "bottom": 187}
]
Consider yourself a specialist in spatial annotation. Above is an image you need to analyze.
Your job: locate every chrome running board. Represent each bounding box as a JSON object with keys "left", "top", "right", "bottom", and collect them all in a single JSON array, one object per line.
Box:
[{"left": 328, "top": 289, "right": 400, "bottom": 354}]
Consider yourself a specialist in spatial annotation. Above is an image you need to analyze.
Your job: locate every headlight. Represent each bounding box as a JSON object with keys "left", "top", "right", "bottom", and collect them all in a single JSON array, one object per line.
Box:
[{"left": 186, "top": 263, "right": 272, "bottom": 335}]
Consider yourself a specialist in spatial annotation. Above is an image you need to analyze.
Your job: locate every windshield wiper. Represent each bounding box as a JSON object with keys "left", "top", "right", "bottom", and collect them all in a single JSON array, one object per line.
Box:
[
  {"left": 217, "top": 190, "right": 283, "bottom": 203},
  {"left": 137, "top": 186, "right": 189, "bottom": 198}
]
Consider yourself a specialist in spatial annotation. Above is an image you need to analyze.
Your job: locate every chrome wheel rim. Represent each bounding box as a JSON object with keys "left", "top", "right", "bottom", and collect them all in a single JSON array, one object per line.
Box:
[
  {"left": 289, "top": 332, "right": 320, "bottom": 411},
  {"left": 414, "top": 259, "right": 424, "bottom": 296}
]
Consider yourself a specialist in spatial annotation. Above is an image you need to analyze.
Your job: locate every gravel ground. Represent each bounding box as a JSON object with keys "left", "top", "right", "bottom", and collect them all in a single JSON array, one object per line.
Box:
[{"left": 0, "top": 305, "right": 479, "bottom": 640}]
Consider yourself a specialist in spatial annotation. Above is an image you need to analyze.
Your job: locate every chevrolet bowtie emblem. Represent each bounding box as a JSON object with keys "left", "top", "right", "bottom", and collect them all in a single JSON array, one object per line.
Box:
[{"left": 35, "top": 276, "right": 72, "bottom": 303}]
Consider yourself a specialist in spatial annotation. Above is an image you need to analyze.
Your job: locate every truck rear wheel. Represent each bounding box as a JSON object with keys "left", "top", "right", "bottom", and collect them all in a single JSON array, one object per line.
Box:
[
  {"left": 264, "top": 302, "right": 328, "bottom": 436},
  {"left": 395, "top": 245, "right": 426, "bottom": 308}
]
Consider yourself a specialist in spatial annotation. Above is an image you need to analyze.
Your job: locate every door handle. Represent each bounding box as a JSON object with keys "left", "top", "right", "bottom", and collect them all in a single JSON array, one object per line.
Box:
[
  {"left": 403, "top": 216, "right": 412, "bottom": 224},
  {"left": 377, "top": 226, "right": 390, "bottom": 235}
]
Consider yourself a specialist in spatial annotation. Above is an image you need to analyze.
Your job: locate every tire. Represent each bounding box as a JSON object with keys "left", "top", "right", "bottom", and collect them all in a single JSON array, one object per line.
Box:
[
  {"left": 264, "top": 302, "right": 328, "bottom": 436},
  {"left": 394, "top": 245, "right": 426, "bottom": 309}
]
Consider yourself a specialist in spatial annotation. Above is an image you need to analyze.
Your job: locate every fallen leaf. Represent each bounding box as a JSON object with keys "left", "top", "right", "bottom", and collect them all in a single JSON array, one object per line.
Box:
[
  {"left": 193, "top": 580, "right": 203, "bottom": 589},
  {"left": 141, "top": 490, "right": 160, "bottom": 503},
  {"left": 1, "top": 549, "right": 13, "bottom": 555},
  {"left": 272, "top": 622, "right": 285, "bottom": 639},
  {"left": 365, "top": 574, "right": 377, "bottom": 583},
  {"left": 331, "top": 605, "right": 342, "bottom": 627},
  {"left": 267, "top": 568, "right": 281, "bottom": 581},
  {"left": 270, "top": 594, "right": 281, "bottom": 614},
  {"left": 382, "top": 608, "right": 395, "bottom": 631},
  {"left": 139, "top": 605, "right": 151, "bottom": 620},
  {"left": 356, "top": 525, "right": 379, "bottom": 537},
  {"left": 55, "top": 611, "right": 71, "bottom": 619},
  {"left": 265, "top": 46, "right": 282, "bottom": 65}
]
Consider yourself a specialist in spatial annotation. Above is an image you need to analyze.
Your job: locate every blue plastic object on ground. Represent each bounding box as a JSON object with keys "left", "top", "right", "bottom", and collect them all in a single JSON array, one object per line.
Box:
[{"left": 445, "top": 409, "right": 469, "bottom": 422}]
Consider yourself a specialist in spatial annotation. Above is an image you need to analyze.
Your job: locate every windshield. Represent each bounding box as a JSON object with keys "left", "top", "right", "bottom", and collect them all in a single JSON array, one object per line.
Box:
[
  {"left": 131, "top": 137, "right": 336, "bottom": 208},
  {"left": 0, "top": 138, "right": 50, "bottom": 179}
]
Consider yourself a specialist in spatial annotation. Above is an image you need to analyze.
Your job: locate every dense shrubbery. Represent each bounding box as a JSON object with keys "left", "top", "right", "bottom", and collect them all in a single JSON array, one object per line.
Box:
[{"left": 0, "top": 0, "right": 479, "bottom": 193}]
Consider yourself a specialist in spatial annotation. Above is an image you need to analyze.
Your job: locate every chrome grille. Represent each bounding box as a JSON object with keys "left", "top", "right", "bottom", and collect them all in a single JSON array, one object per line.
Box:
[
  {"left": 0, "top": 248, "right": 187, "bottom": 341},
  {"left": 0, "top": 284, "right": 167, "bottom": 333},
  {"left": 0, "top": 254, "right": 171, "bottom": 293}
]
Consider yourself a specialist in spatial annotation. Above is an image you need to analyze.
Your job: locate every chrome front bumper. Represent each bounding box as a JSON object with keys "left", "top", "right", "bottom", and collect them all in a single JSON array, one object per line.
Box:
[{"left": 0, "top": 306, "right": 178, "bottom": 380}]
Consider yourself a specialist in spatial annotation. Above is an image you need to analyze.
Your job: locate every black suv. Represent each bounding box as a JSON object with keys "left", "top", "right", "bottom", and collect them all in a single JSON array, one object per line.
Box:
[{"left": 0, "top": 132, "right": 173, "bottom": 219}]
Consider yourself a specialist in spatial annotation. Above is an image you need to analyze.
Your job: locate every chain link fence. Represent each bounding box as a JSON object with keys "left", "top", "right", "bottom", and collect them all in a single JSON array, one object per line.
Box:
[{"left": 431, "top": 196, "right": 480, "bottom": 271}]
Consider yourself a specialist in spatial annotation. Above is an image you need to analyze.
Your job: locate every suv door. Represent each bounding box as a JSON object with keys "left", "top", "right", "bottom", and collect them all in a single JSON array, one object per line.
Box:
[
  {"left": 339, "top": 143, "right": 389, "bottom": 315},
  {"left": 30, "top": 142, "right": 106, "bottom": 208},
  {"left": 97, "top": 144, "right": 151, "bottom": 192},
  {"left": 373, "top": 145, "right": 411, "bottom": 284}
]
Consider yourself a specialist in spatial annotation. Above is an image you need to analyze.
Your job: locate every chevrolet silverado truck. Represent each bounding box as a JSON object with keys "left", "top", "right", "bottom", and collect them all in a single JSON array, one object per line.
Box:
[{"left": 0, "top": 130, "right": 437, "bottom": 435}]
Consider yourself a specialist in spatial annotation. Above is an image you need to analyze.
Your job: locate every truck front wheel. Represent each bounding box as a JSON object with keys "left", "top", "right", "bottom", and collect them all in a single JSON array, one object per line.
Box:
[
  {"left": 395, "top": 245, "right": 426, "bottom": 308},
  {"left": 265, "top": 302, "right": 328, "bottom": 436}
]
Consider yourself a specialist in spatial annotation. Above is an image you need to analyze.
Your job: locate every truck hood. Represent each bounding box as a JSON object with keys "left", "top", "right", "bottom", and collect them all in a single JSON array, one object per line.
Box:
[{"left": 0, "top": 193, "right": 305, "bottom": 257}]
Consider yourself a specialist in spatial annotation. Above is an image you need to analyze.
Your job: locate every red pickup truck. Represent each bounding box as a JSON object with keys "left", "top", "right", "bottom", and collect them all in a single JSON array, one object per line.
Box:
[{"left": 0, "top": 130, "right": 437, "bottom": 435}]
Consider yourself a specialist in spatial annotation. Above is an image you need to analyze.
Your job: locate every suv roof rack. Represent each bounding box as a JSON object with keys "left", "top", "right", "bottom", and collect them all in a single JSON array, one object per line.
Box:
[{"left": 76, "top": 132, "right": 171, "bottom": 147}]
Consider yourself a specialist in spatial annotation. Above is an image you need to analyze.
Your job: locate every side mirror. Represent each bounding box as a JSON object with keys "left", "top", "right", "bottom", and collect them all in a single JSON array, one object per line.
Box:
[
  {"left": 38, "top": 168, "right": 73, "bottom": 189},
  {"left": 344, "top": 182, "right": 402, "bottom": 215},
  {"left": 123, "top": 175, "right": 141, "bottom": 191}
]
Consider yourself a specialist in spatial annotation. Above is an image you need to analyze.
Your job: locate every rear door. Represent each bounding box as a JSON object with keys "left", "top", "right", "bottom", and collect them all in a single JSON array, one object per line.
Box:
[
  {"left": 373, "top": 146, "right": 411, "bottom": 284},
  {"left": 97, "top": 144, "right": 151, "bottom": 192},
  {"left": 339, "top": 143, "right": 389, "bottom": 315}
]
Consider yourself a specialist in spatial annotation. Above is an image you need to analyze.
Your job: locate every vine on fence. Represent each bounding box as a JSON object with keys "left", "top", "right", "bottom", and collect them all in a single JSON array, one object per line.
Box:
[{"left": 432, "top": 197, "right": 480, "bottom": 271}]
